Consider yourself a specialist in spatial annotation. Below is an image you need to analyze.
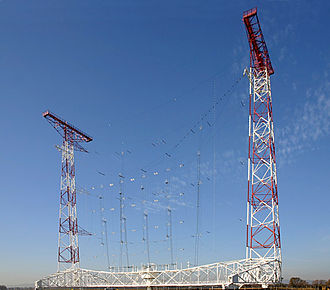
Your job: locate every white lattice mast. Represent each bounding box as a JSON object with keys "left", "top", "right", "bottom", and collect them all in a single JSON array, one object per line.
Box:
[
  {"left": 43, "top": 111, "right": 93, "bottom": 272},
  {"left": 243, "top": 8, "right": 281, "bottom": 281},
  {"left": 59, "top": 140, "right": 78, "bottom": 271}
]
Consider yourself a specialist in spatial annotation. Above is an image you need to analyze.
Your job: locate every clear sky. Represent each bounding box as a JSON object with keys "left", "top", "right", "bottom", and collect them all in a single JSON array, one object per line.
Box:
[{"left": 0, "top": 0, "right": 329, "bottom": 286}]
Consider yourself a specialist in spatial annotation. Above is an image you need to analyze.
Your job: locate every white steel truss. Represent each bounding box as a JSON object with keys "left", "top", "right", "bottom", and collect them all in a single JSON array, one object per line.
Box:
[
  {"left": 58, "top": 140, "right": 79, "bottom": 271},
  {"left": 36, "top": 258, "right": 280, "bottom": 289},
  {"left": 246, "top": 67, "right": 281, "bottom": 279}
]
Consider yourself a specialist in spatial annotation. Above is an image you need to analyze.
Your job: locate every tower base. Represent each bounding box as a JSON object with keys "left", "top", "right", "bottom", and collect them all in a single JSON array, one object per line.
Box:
[{"left": 36, "top": 258, "right": 281, "bottom": 290}]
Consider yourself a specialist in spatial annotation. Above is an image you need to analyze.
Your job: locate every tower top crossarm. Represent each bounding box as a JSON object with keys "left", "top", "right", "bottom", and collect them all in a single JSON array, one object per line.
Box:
[
  {"left": 43, "top": 110, "right": 93, "bottom": 152},
  {"left": 243, "top": 7, "right": 274, "bottom": 75}
]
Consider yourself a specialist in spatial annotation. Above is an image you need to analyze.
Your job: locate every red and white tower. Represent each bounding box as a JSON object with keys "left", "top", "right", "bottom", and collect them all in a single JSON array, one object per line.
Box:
[
  {"left": 43, "top": 111, "right": 93, "bottom": 272},
  {"left": 243, "top": 8, "right": 281, "bottom": 281}
]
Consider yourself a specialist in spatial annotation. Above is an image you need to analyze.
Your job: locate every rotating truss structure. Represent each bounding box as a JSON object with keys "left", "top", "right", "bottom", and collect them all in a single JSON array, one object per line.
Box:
[
  {"left": 36, "top": 258, "right": 280, "bottom": 289},
  {"left": 37, "top": 8, "right": 282, "bottom": 289}
]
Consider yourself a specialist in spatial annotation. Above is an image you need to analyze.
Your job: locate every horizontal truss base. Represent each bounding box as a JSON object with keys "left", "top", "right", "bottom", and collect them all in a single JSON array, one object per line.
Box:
[{"left": 36, "top": 258, "right": 281, "bottom": 289}]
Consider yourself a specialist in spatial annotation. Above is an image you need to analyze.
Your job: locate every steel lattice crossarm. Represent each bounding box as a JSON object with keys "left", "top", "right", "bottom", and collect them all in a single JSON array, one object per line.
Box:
[
  {"left": 43, "top": 110, "right": 93, "bottom": 152},
  {"left": 43, "top": 110, "right": 93, "bottom": 272},
  {"left": 243, "top": 7, "right": 274, "bottom": 76}
]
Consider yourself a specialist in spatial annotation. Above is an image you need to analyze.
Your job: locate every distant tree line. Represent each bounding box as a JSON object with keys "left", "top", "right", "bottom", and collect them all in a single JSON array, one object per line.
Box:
[
  {"left": 240, "top": 277, "right": 330, "bottom": 289},
  {"left": 287, "top": 277, "right": 330, "bottom": 288},
  {"left": 7, "top": 288, "right": 34, "bottom": 290},
  {"left": 1, "top": 287, "right": 34, "bottom": 290}
]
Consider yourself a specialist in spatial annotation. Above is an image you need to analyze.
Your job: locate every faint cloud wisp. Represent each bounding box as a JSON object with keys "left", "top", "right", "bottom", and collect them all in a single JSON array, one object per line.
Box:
[{"left": 277, "top": 73, "right": 330, "bottom": 165}]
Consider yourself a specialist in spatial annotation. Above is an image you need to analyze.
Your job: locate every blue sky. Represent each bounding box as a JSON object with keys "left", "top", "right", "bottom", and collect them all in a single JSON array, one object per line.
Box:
[{"left": 0, "top": 0, "right": 329, "bottom": 286}]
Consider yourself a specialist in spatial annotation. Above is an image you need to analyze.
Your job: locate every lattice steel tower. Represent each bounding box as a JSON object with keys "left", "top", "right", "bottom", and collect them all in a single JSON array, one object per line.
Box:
[
  {"left": 43, "top": 111, "right": 93, "bottom": 272},
  {"left": 243, "top": 8, "right": 281, "bottom": 281}
]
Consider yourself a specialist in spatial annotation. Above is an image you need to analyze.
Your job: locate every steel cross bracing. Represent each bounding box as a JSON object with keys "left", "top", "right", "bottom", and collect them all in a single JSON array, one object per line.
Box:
[
  {"left": 243, "top": 7, "right": 281, "bottom": 282},
  {"left": 36, "top": 258, "right": 280, "bottom": 289},
  {"left": 58, "top": 140, "right": 80, "bottom": 271},
  {"left": 43, "top": 111, "right": 93, "bottom": 272},
  {"left": 246, "top": 66, "right": 281, "bottom": 279}
]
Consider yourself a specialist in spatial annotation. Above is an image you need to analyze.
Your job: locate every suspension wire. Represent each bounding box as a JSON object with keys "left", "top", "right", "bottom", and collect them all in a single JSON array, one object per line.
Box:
[
  {"left": 72, "top": 74, "right": 246, "bottom": 275},
  {"left": 87, "top": 75, "right": 244, "bottom": 268},
  {"left": 141, "top": 176, "right": 148, "bottom": 266},
  {"left": 142, "top": 212, "right": 146, "bottom": 260},
  {"left": 105, "top": 81, "right": 234, "bottom": 192},
  {"left": 167, "top": 208, "right": 174, "bottom": 266},
  {"left": 98, "top": 195, "right": 110, "bottom": 269},
  {"left": 119, "top": 151, "right": 128, "bottom": 268},
  {"left": 140, "top": 75, "right": 244, "bottom": 173},
  {"left": 90, "top": 71, "right": 227, "bottom": 160},
  {"left": 88, "top": 74, "right": 243, "bottom": 189},
  {"left": 194, "top": 140, "right": 202, "bottom": 266},
  {"left": 119, "top": 187, "right": 123, "bottom": 268},
  {"left": 212, "top": 79, "right": 217, "bottom": 253},
  {"left": 120, "top": 150, "right": 130, "bottom": 268},
  {"left": 144, "top": 212, "right": 151, "bottom": 265},
  {"left": 123, "top": 216, "right": 129, "bottom": 267},
  {"left": 164, "top": 167, "right": 174, "bottom": 266},
  {"left": 99, "top": 196, "right": 105, "bottom": 247},
  {"left": 103, "top": 218, "right": 110, "bottom": 270}
]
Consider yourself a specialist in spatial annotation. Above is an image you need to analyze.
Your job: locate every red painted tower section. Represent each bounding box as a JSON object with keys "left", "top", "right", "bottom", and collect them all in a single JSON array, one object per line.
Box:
[
  {"left": 243, "top": 8, "right": 274, "bottom": 76},
  {"left": 43, "top": 110, "right": 92, "bottom": 271},
  {"left": 243, "top": 8, "right": 281, "bottom": 280}
]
